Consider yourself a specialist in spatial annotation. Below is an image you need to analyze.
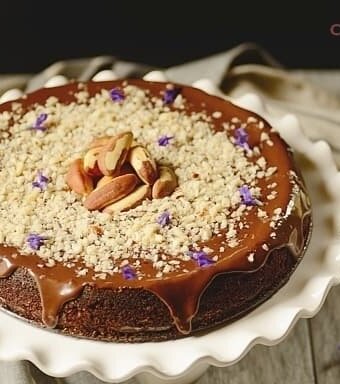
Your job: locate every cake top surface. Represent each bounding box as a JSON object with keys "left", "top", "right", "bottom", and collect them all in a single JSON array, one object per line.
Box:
[
  {"left": 0, "top": 80, "right": 311, "bottom": 331},
  {"left": 0, "top": 80, "right": 307, "bottom": 279}
]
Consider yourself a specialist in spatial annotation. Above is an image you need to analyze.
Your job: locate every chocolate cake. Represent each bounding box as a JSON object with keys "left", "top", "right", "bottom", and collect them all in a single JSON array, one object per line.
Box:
[{"left": 0, "top": 80, "right": 312, "bottom": 342}]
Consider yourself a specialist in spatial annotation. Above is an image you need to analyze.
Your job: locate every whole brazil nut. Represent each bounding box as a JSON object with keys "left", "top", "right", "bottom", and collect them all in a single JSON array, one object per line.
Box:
[
  {"left": 128, "top": 145, "right": 158, "bottom": 185},
  {"left": 88, "top": 135, "right": 111, "bottom": 149},
  {"left": 96, "top": 164, "right": 135, "bottom": 189},
  {"left": 96, "top": 175, "right": 114, "bottom": 189},
  {"left": 66, "top": 159, "right": 94, "bottom": 196},
  {"left": 152, "top": 166, "right": 178, "bottom": 199},
  {"left": 103, "top": 184, "right": 151, "bottom": 214},
  {"left": 83, "top": 146, "right": 103, "bottom": 177},
  {"left": 97, "top": 132, "right": 133, "bottom": 176},
  {"left": 84, "top": 173, "right": 139, "bottom": 211}
]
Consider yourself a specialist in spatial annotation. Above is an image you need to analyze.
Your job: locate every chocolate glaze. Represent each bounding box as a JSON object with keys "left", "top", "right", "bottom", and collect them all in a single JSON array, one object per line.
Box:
[{"left": 0, "top": 80, "right": 312, "bottom": 334}]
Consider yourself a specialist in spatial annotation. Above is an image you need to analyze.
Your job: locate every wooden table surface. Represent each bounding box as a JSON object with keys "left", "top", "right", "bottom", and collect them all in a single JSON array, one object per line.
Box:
[{"left": 0, "top": 70, "right": 339, "bottom": 384}]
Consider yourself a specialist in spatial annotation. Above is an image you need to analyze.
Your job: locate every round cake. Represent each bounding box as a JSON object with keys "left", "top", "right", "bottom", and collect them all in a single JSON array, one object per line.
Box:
[{"left": 0, "top": 79, "right": 312, "bottom": 342}]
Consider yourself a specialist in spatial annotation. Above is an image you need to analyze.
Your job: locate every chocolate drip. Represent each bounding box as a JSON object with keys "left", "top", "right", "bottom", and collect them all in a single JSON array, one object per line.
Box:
[
  {"left": 34, "top": 274, "right": 85, "bottom": 328},
  {"left": 146, "top": 247, "right": 248, "bottom": 333},
  {"left": 0, "top": 256, "right": 16, "bottom": 277},
  {"left": 0, "top": 80, "right": 312, "bottom": 334}
]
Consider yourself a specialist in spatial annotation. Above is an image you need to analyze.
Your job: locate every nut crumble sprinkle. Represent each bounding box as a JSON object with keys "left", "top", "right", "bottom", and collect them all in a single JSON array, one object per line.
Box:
[{"left": 0, "top": 84, "right": 281, "bottom": 278}]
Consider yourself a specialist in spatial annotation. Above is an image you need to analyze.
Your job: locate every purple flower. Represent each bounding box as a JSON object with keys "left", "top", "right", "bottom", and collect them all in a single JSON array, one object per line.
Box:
[
  {"left": 163, "top": 87, "right": 181, "bottom": 104},
  {"left": 122, "top": 264, "right": 136, "bottom": 280},
  {"left": 157, "top": 135, "right": 174, "bottom": 147},
  {"left": 27, "top": 233, "right": 48, "bottom": 251},
  {"left": 189, "top": 251, "right": 215, "bottom": 268},
  {"left": 239, "top": 185, "right": 256, "bottom": 206},
  {"left": 32, "top": 171, "right": 49, "bottom": 191},
  {"left": 157, "top": 211, "right": 171, "bottom": 227},
  {"left": 31, "top": 113, "right": 48, "bottom": 131},
  {"left": 235, "top": 127, "right": 249, "bottom": 150},
  {"left": 110, "top": 88, "right": 125, "bottom": 102}
]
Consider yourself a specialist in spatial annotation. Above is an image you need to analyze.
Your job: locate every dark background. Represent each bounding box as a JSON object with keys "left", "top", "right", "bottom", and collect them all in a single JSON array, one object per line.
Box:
[{"left": 1, "top": 2, "right": 339, "bottom": 73}]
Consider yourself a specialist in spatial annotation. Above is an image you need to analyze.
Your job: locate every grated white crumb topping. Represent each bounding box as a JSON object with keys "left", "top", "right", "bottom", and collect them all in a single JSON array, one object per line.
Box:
[{"left": 0, "top": 85, "right": 278, "bottom": 277}]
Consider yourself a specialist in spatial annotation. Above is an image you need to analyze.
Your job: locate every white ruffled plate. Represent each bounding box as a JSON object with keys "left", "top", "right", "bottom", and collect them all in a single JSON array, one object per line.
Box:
[{"left": 0, "top": 75, "right": 339, "bottom": 384}]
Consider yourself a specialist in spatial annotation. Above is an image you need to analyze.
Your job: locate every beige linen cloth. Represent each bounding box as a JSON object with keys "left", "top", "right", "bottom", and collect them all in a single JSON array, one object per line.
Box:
[{"left": 0, "top": 43, "right": 339, "bottom": 383}]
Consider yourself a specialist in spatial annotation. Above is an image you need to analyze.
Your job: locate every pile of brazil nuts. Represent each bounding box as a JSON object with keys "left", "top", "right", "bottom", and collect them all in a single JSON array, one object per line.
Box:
[{"left": 66, "top": 131, "right": 178, "bottom": 214}]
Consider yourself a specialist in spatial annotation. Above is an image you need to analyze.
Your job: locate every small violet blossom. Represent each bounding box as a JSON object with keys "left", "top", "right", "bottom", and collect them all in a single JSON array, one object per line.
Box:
[
  {"left": 32, "top": 171, "right": 49, "bottom": 191},
  {"left": 26, "top": 233, "right": 48, "bottom": 251},
  {"left": 122, "top": 264, "right": 136, "bottom": 280},
  {"left": 163, "top": 87, "right": 181, "bottom": 104},
  {"left": 239, "top": 185, "right": 257, "bottom": 206},
  {"left": 157, "top": 135, "right": 174, "bottom": 147},
  {"left": 234, "top": 127, "right": 250, "bottom": 150},
  {"left": 31, "top": 113, "right": 48, "bottom": 131},
  {"left": 157, "top": 211, "right": 171, "bottom": 227},
  {"left": 109, "top": 88, "right": 125, "bottom": 102},
  {"left": 189, "top": 251, "right": 215, "bottom": 268}
]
